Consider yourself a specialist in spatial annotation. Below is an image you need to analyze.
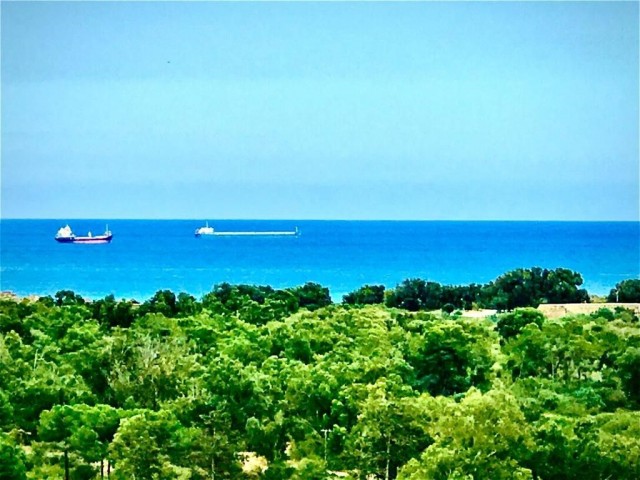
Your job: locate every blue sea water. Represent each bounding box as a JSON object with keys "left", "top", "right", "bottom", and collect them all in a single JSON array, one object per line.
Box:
[{"left": 1, "top": 220, "right": 638, "bottom": 301}]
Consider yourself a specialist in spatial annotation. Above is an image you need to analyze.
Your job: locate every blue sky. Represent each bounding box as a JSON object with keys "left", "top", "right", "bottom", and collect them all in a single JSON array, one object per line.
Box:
[{"left": 1, "top": 1, "right": 638, "bottom": 220}]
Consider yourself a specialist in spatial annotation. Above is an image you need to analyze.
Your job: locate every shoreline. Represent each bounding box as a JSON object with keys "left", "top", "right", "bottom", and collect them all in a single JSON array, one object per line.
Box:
[
  {"left": 3, "top": 290, "right": 638, "bottom": 319},
  {"left": 0, "top": 284, "right": 619, "bottom": 302}
]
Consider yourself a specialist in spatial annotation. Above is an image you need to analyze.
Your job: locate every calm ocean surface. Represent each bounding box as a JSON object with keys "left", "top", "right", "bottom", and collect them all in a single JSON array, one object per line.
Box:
[{"left": 1, "top": 220, "right": 638, "bottom": 301}]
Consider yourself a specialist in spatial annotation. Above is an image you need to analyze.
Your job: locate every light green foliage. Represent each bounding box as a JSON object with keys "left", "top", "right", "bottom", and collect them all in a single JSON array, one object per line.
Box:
[
  {"left": 109, "top": 410, "right": 191, "bottom": 480},
  {"left": 398, "top": 388, "right": 534, "bottom": 480},
  {"left": 1, "top": 287, "right": 639, "bottom": 479},
  {"left": 527, "top": 411, "right": 640, "bottom": 479},
  {"left": 108, "top": 314, "right": 205, "bottom": 409},
  {"left": 504, "top": 314, "right": 630, "bottom": 385},
  {"left": 342, "top": 378, "right": 433, "bottom": 479}
]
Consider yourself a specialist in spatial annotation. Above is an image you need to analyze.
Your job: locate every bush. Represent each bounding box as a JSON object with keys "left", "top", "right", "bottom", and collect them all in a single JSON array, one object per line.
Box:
[
  {"left": 289, "top": 283, "right": 332, "bottom": 311},
  {"left": 496, "top": 308, "right": 545, "bottom": 340},
  {"left": 385, "top": 279, "right": 444, "bottom": 311},
  {"left": 482, "top": 267, "right": 589, "bottom": 311},
  {"left": 343, "top": 285, "right": 385, "bottom": 305},
  {"left": 442, "top": 303, "right": 455, "bottom": 314}
]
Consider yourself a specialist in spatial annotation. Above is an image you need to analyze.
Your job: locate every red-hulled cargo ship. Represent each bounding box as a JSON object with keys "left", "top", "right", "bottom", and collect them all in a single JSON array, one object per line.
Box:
[{"left": 55, "top": 225, "right": 113, "bottom": 244}]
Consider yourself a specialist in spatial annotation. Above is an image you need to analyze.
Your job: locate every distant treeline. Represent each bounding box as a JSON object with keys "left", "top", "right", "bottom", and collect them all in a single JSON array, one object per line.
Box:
[{"left": 13, "top": 268, "right": 639, "bottom": 329}]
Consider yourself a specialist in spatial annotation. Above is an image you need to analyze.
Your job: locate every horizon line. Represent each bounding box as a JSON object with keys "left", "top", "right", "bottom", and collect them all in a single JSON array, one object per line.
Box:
[{"left": 1, "top": 217, "right": 638, "bottom": 223}]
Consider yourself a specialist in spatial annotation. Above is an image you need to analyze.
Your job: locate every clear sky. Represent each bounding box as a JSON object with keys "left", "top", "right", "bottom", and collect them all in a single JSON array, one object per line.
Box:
[{"left": 1, "top": 1, "right": 638, "bottom": 220}]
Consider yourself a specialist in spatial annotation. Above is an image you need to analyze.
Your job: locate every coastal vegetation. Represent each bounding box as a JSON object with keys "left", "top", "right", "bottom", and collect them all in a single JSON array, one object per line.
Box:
[
  {"left": 1, "top": 267, "right": 639, "bottom": 479},
  {"left": 608, "top": 279, "right": 640, "bottom": 303}
]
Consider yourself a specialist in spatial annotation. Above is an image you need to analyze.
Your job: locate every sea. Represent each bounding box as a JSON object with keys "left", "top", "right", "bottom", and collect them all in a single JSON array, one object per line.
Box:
[{"left": 1, "top": 220, "right": 638, "bottom": 302}]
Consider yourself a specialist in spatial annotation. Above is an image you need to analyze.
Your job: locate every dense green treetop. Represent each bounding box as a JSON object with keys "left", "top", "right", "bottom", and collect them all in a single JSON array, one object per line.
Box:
[{"left": 608, "top": 279, "right": 640, "bottom": 303}]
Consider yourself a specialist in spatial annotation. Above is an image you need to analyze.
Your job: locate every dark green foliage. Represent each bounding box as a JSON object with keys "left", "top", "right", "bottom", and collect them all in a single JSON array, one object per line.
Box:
[
  {"left": 441, "top": 284, "right": 483, "bottom": 310},
  {"left": 137, "top": 290, "right": 204, "bottom": 319},
  {"left": 542, "top": 268, "right": 590, "bottom": 304},
  {"left": 617, "top": 347, "right": 640, "bottom": 407},
  {"left": 608, "top": 279, "right": 640, "bottom": 302},
  {"left": 406, "top": 320, "right": 495, "bottom": 396},
  {"left": 591, "top": 307, "right": 616, "bottom": 321},
  {"left": 496, "top": 308, "right": 545, "bottom": 340},
  {"left": 0, "top": 433, "right": 27, "bottom": 480},
  {"left": 235, "top": 284, "right": 275, "bottom": 304},
  {"left": 0, "top": 301, "right": 32, "bottom": 337},
  {"left": 207, "top": 283, "right": 275, "bottom": 309},
  {"left": 482, "top": 267, "right": 589, "bottom": 310},
  {"left": 139, "top": 289, "right": 178, "bottom": 317},
  {"left": 37, "top": 295, "right": 55, "bottom": 308},
  {"left": 91, "top": 294, "right": 136, "bottom": 328},
  {"left": 175, "top": 292, "right": 202, "bottom": 317},
  {"left": 55, "top": 290, "right": 86, "bottom": 307},
  {"left": 385, "top": 279, "right": 443, "bottom": 311},
  {"left": 441, "top": 303, "right": 455, "bottom": 314},
  {"left": 343, "top": 284, "right": 385, "bottom": 305},
  {"left": 202, "top": 283, "right": 300, "bottom": 323},
  {"left": 384, "top": 267, "right": 590, "bottom": 313},
  {"left": 70, "top": 463, "right": 97, "bottom": 480},
  {"left": 288, "top": 282, "right": 332, "bottom": 311}
]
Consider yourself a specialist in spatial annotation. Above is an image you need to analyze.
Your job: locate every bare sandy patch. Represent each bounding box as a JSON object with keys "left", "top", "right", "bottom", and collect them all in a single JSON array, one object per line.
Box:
[
  {"left": 537, "top": 303, "right": 640, "bottom": 319},
  {"left": 460, "top": 309, "right": 498, "bottom": 318}
]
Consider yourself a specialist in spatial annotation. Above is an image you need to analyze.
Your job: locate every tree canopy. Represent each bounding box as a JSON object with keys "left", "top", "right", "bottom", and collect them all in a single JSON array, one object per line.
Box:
[{"left": 1, "top": 269, "right": 639, "bottom": 479}]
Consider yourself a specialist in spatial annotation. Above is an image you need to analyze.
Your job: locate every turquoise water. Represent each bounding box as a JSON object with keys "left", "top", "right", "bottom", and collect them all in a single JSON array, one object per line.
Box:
[{"left": 1, "top": 220, "right": 638, "bottom": 301}]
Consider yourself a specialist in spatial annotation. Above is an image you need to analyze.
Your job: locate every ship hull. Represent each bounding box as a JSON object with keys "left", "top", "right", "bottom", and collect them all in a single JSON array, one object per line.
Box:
[
  {"left": 55, "top": 237, "right": 76, "bottom": 243},
  {"left": 208, "top": 231, "right": 298, "bottom": 236},
  {"left": 195, "top": 227, "right": 299, "bottom": 237},
  {"left": 55, "top": 234, "right": 113, "bottom": 244},
  {"left": 194, "top": 222, "right": 299, "bottom": 237}
]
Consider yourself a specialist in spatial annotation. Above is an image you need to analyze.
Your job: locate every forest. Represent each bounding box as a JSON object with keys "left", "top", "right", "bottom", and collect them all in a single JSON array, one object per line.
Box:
[{"left": 1, "top": 269, "right": 639, "bottom": 479}]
